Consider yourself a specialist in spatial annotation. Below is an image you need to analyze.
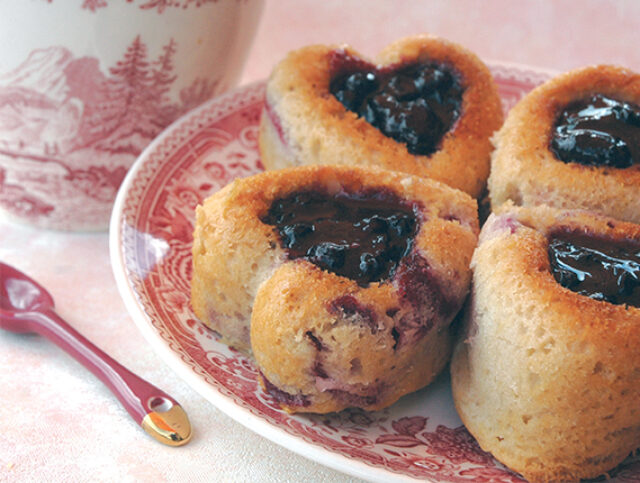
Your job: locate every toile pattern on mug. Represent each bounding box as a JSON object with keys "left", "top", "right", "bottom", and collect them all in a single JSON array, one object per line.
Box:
[{"left": 0, "top": 0, "right": 264, "bottom": 230}]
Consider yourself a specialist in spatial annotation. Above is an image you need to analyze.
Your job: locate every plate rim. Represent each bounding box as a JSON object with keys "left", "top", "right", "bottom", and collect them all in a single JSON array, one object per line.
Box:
[{"left": 109, "top": 62, "right": 554, "bottom": 483}]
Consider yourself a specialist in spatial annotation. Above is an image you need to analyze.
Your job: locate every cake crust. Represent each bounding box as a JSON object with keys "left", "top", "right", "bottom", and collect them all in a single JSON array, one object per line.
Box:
[
  {"left": 489, "top": 65, "right": 640, "bottom": 224},
  {"left": 259, "top": 34, "right": 504, "bottom": 198}
]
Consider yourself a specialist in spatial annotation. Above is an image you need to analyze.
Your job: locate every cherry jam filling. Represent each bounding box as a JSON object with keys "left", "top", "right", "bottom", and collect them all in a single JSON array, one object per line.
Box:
[
  {"left": 262, "top": 189, "right": 419, "bottom": 286},
  {"left": 548, "top": 230, "right": 640, "bottom": 307},
  {"left": 550, "top": 94, "right": 640, "bottom": 168},
  {"left": 329, "top": 52, "right": 463, "bottom": 156}
]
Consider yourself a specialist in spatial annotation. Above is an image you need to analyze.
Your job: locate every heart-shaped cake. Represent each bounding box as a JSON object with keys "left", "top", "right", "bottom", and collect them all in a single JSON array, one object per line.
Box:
[
  {"left": 489, "top": 65, "right": 640, "bottom": 223},
  {"left": 259, "top": 35, "right": 503, "bottom": 198},
  {"left": 191, "top": 164, "right": 479, "bottom": 413},
  {"left": 451, "top": 203, "right": 640, "bottom": 482}
]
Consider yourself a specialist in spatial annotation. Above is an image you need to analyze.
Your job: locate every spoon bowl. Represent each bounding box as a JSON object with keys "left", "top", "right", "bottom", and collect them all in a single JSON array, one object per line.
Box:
[
  {"left": 1, "top": 262, "right": 55, "bottom": 332},
  {"left": 0, "top": 261, "right": 192, "bottom": 446}
]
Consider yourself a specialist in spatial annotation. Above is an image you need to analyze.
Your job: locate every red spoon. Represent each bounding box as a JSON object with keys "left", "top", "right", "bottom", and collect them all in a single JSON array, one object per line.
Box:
[{"left": 0, "top": 261, "right": 192, "bottom": 446}]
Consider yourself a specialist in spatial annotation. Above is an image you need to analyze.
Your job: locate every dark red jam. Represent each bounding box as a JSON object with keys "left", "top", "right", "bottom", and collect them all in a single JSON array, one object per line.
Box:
[
  {"left": 328, "top": 295, "right": 378, "bottom": 332},
  {"left": 548, "top": 230, "right": 640, "bottom": 307},
  {"left": 550, "top": 94, "right": 640, "bottom": 169},
  {"left": 329, "top": 52, "right": 463, "bottom": 156},
  {"left": 260, "top": 373, "right": 310, "bottom": 408},
  {"left": 262, "top": 189, "right": 419, "bottom": 286}
]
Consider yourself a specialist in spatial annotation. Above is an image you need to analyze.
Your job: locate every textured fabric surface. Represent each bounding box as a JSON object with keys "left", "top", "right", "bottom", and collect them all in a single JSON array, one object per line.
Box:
[{"left": 2, "top": 1, "right": 639, "bottom": 481}]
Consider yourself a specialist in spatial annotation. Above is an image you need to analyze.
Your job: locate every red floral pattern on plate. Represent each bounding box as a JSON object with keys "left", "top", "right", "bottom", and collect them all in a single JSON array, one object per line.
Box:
[{"left": 111, "top": 66, "right": 640, "bottom": 482}]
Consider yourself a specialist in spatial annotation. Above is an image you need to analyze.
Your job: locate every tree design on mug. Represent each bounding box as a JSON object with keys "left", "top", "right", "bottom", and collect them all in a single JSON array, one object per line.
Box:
[{"left": 0, "top": 34, "right": 218, "bottom": 220}]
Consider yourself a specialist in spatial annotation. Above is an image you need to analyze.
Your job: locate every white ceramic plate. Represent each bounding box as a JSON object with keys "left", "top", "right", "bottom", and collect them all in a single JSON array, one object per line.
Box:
[{"left": 109, "top": 63, "right": 640, "bottom": 482}]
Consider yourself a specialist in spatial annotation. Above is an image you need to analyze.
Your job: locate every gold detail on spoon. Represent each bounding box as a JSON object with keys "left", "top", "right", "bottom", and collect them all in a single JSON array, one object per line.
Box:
[{"left": 142, "top": 405, "right": 192, "bottom": 446}]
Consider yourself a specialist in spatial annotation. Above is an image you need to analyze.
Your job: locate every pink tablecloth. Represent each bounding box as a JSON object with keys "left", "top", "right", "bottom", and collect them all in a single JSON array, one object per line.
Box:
[{"left": 2, "top": 1, "right": 639, "bottom": 481}]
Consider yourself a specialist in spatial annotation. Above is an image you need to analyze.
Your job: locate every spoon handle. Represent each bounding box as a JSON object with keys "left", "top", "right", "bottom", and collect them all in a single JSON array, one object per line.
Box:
[{"left": 17, "top": 308, "right": 191, "bottom": 446}]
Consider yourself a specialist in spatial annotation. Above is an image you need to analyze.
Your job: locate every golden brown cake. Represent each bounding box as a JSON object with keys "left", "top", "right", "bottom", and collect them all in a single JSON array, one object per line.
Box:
[
  {"left": 489, "top": 65, "right": 640, "bottom": 224},
  {"left": 259, "top": 34, "right": 503, "bottom": 198},
  {"left": 450, "top": 203, "right": 640, "bottom": 482},
  {"left": 191, "top": 164, "right": 479, "bottom": 413}
]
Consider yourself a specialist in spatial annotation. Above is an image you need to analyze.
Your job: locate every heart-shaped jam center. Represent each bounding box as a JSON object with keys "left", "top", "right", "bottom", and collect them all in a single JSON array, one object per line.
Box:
[
  {"left": 550, "top": 94, "right": 640, "bottom": 168},
  {"left": 548, "top": 230, "right": 640, "bottom": 307},
  {"left": 262, "top": 189, "right": 419, "bottom": 286},
  {"left": 329, "top": 51, "right": 464, "bottom": 156}
]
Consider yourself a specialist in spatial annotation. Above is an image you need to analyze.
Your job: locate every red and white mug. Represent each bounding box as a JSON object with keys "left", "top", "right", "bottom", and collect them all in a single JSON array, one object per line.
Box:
[{"left": 0, "top": 0, "right": 263, "bottom": 230}]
